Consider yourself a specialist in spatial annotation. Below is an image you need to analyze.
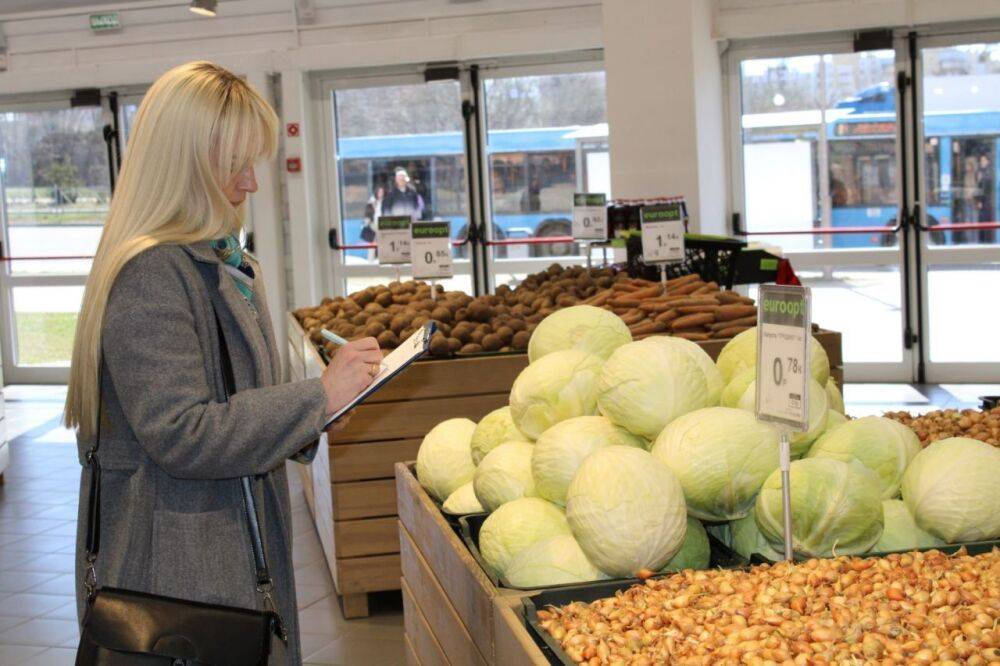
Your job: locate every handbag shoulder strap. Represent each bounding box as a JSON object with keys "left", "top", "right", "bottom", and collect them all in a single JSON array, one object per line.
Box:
[{"left": 82, "top": 305, "right": 287, "bottom": 642}]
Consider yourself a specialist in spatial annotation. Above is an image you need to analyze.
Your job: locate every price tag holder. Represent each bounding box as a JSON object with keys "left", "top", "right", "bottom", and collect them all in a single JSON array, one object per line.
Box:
[
  {"left": 640, "top": 203, "right": 685, "bottom": 264},
  {"left": 755, "top": 284, "right": 812, "bottom": 431},
  {"left": 377, "top": 216, "right": 411, "bottom": 265},
  {"left": 572, "top": 193, "right": 608, "bottom": 241},
  {"left": 411, "top": 221, "right": 453, "bottom": 280}
]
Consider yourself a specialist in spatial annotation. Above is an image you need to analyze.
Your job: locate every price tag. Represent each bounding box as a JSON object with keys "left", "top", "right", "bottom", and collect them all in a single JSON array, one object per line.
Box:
[
  {"left": 377, "top": 216, "right": 411, "bottom": 265},
  {"left": 640, "top": 203, "right": 685, "bottom": 264},
  {"left": 755, "top": 284, "right": 812, "bottom": 431},
  {"left": 572, "top": 193, "right": 608, "bottom": 241},
  {"left": 411, "top": 221, "right": 453, "bottom": 280}
]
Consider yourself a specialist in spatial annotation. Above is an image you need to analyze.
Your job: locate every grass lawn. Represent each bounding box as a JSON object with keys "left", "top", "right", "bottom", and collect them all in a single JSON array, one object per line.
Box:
[{"left": 15, "top": 312, "right": 76, "bottom": 366}]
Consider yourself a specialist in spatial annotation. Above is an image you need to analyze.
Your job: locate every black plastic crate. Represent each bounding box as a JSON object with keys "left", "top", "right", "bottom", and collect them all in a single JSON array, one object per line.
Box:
[
  {"left": 981, "top": 396, "right": 999, "bottom": 410},
  {"left": 625, "top": 233, "right": 746, "bottom": 290},
  {"left": 459, "top": 512, "right": 747, "bottom": 592}
]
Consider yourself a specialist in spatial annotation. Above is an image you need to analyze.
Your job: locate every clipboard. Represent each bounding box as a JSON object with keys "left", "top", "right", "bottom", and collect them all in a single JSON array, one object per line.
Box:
[{"left": 324, "top": 321, "right": 436, "bottom": 427}]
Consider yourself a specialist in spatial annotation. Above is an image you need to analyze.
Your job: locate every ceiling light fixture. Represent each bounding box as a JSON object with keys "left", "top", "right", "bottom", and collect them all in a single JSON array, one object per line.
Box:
[{"left": 189, "top": 0, "right": 217, "bottom": 17}]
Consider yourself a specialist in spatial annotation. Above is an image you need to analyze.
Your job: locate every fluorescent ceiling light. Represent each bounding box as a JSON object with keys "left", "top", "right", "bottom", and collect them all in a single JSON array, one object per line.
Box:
[{"left": 190, "top": 0, "right": 217, "bottom": 17}]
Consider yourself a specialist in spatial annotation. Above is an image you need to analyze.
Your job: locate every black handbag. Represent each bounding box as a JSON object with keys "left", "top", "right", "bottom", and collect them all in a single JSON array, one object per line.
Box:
[{"left": 76, "top": 309, "right": 287, "bottom": 666}]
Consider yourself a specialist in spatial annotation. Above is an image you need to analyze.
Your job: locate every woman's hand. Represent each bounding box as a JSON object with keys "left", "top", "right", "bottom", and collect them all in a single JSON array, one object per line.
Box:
[{"left": 320, "top": 337, "right": 383, "bottom": 417}]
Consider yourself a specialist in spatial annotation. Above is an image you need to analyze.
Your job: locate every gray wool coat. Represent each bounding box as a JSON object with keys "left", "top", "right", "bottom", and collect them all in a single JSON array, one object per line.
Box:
[{"left": 75, "top": 241, "right": 328, "bottom": 665}]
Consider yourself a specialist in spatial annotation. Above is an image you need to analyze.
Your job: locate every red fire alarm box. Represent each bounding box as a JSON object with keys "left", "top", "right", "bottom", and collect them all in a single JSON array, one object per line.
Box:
[
  {"left": 286, "top": 157, "right": 301, "bottom": 173},
  {"left": 286, "top": 122, "right": 299, "bottom": 137}
]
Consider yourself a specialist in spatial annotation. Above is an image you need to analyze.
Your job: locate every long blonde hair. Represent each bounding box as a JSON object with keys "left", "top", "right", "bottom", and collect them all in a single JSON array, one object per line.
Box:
[{"left": 65, "top": 61, "right": 278, "bottom": 440}]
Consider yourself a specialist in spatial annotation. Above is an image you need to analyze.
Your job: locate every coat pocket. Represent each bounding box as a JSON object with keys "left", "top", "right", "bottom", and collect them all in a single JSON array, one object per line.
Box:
[{"left": 149, "top": 507, "right": 256, "bottom": 608}]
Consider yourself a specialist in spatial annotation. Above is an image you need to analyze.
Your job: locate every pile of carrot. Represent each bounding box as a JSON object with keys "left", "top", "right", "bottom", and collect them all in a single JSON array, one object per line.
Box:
[{"left": 581, "top": 273, "right": 758, "bottom": 341}]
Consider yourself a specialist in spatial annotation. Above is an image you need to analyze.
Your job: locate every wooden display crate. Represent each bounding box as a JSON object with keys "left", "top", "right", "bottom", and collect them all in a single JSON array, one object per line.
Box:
[{"left": 289, "top": 312, "right": 843, "bottom": 620}]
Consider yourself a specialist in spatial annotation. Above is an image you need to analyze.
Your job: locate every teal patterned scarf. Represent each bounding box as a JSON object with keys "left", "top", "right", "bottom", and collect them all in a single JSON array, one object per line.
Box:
[{"left": 212, "top": 234, "right": 255, "bottom": 305}]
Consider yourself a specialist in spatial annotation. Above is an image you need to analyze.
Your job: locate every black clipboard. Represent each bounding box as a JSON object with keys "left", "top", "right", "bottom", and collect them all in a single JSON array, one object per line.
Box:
[{"left": 324, "top": 322, "right": 436, "bottom": 427}]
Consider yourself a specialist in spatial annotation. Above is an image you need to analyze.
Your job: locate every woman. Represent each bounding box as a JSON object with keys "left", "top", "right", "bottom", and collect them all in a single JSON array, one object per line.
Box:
[{"left": 64, "top": 61, "right": 382, "bottom": 664}]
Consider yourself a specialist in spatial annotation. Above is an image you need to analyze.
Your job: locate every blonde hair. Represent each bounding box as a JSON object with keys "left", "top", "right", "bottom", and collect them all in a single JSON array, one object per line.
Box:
[{"left": 65, "top": 61, "right": 278, "bottom": 440}]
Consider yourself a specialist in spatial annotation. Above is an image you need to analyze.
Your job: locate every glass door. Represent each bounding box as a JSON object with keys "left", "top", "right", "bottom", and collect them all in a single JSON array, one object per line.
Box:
[
  {"left": 916, "top": 36, "right": 1000, "bottom": 381},
  {"left": 321, "top": 73, "right": 475, "bottom": 295},
  {"left": 732, "top": 45, "right": 912, "bottom": 381},
  {"left": 0, "top": 99, "right": 113, "bottom": 383}
]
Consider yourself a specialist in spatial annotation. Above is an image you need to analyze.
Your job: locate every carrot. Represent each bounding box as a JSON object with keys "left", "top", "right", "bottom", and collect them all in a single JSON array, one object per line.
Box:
[
  {"left": 628, "top": 321, "right": 666, "bottom": 336},
  {"left": 672, "top": 331, "right": 711, "bottom": 341},
  {"left": 677, "top": 305, "right": 720, "bottom": 315},
  {"left": 669, "top": 280, "right": 706, "bottom": 296},
  {"left": 630, "top": 285, "right": 667, "bottom": 300},
  {"left": 666, "top": 273, "right": 701, "bottom": 287},
  {"left": 584, "top": 290, "right": 613, "bottom": 306},
  {"left": 692, "top": 281, "right": 719, "bottom": 295},
  {"left": 665, "top": 296, "right": 719, "bottom": 308},
  {"left": 654, "top": 309, "right": 679, "bottom": 325},
  {"left": 610, "top": 297, "right": 642, "bottom": 309},
  {"left": 639, "top": 300, "right": 676, "bottom": 314},
  {"left": 671, "top": 312, "right": 715, "bottom": 330},
  {"left": 620, "top": 309, "right": 644, "bottom": 326},
  {"left": 715, "top": 304, "right": 758, "bottom": 322},
  {"left": 611, "top": 282, "right": 638, "bottom": 292},
  {"left": 712, "top": 325, "right": 753, "bottom": 339},
  {"left": 717, "top": 290, "right": 745, "bottom": 304},
  {"left": 710, "top": 314, "right": 757, "bottom": 330}
]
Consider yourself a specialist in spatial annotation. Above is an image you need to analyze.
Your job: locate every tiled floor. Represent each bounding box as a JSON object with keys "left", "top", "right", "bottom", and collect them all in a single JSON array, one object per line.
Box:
[
  {"left": 0, "top": 385, "right": 404, "bottom": 665},
  {"left": 0, "top": 383, "right": 996, "bottom": 665}
]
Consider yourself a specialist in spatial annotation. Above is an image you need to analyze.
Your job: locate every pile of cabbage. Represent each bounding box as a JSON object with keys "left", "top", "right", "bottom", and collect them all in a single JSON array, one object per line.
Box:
[{"left": 415, "top": 307, "right": 1000, "bottom": 587}]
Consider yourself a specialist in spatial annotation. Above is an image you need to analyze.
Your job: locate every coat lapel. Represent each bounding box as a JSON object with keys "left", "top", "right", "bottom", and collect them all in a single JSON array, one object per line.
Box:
[
  {"left": 181, "top": 241, "right": 273, "bottom": 388},
  {"left": 246, "top": 252, "right": 282, "bottom": 385}
]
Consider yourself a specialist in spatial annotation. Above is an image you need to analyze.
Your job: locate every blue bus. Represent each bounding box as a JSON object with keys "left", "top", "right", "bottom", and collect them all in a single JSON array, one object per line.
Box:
[{"left": 337, "top": 126, "right": 607, "bottom": 259}]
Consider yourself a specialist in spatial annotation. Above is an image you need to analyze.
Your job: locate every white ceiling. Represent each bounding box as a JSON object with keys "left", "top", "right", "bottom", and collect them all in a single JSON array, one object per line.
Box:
[{"left": 0, "top": 0, "right": 179, "bottom": 17}]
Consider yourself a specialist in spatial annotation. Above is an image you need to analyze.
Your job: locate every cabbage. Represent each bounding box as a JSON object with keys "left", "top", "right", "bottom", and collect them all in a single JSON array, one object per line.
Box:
[
  {"left": 823, "top": 409, "right": 848, "bottom": 434},
  {"left": 721, "top": 367, "right": 756, "bottom": 408},
  {"left": 416, "top": 418, "right": 477, "bottom": 502},
  {"left": 478, "top": 497, "right": 570, "bottom": 576},
  {"left": 527, "top": 305, "right": 632, "bottom": 363},
  {"left": 755, "top": 458, "right": 884, "bottom": 557},
  {"left": 531, "top": 416, "right": 645, "bottom": 506},
  {"left": 660, "top": 516, "right": 710, "bottom": 572},
  {"left": 716, "top": 327, "right": 830, "bottom": 385},
  {"left": 566, "top": 446, "right": 687, "bottom": 577},
  {"left": 441, "top": 481, "right": 484, "bottom": 515},
  {"left": 598, "top": 338, "right": 719, "bottom": 440},
  {"left": 873, "top": 499, "right": 945, "bottom": 552},
  {"left": 471, "top": 407, "right": 525, "bottom": 465},
  {"left": 655, "top": 337, "right": 725, "bottom": 406},
  {"left": 825, "top": 378, "right": 845, "bottom": 414},
  {"left": 806, "top": 416, "right": 920, "bottom": 499},
  {"left": 503, "top": 534, "right": 608, "bottom": 588},
  {"left": 509, "top": 349, "right": 603, "bottom": 439},
  {"left": 902, "top": 437, "right": 1000, "bottom": 543},
  {"left": 652, "top": 407, "right": 780, "bottom": 521},
  {"left": 737, "top": 377, "right": 828, "bottom": 457},
  {"left": 473, "top": 441, "right": 536, "bottom": 512},
  {"left": 731, "top": 510, "right": 785, "bottom": 561}
]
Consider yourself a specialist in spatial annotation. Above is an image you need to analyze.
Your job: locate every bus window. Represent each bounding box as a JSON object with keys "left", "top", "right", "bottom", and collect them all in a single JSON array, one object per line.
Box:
[
  {"left": 828, "top": 139, "right": 896, "bottom": 207},
  {"left": 528, "top": 152, "right": 576, "bottom": 214},
  {"left": 432, "top": 155, "right": 466, "bottom": 219},
  {"left": 340, "top": 159, "right": 370, "bottom": 221},
  {"left": 489, "top": 153, "right": 527, "bottom": 215}
]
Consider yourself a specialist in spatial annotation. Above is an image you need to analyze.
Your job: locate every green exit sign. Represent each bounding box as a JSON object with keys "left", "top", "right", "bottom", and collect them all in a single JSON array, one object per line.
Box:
[{"left": 90, "top": 12, "right": 121, "bottom": 32}]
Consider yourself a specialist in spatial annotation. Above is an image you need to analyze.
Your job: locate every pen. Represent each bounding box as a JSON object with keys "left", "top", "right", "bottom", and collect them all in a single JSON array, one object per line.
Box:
[{"left": 320, "top": 328, "right": 350, "bottom": 346}]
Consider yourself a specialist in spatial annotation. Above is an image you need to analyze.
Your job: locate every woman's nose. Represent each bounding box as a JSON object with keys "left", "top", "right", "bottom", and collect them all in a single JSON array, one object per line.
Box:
[{"left": 239, "top": 167, "right": 258, "bottom": 193}]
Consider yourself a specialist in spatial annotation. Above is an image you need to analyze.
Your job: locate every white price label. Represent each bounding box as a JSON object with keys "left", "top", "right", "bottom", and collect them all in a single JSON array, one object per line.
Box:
[
  {"left": 755, "top": 285, "right": 811, "bottom": 431},
  {"left": 640, "top": 204, "right": 685, "bottom": 263},
  {"left": 572, "top": 193, "right": 608, "bottom": 241},
  {"left": 377, "top": 216, "right": 411, "bottom": 265},
  {"left": 411, "top": 222, "right": 453, "bottom": 280}
]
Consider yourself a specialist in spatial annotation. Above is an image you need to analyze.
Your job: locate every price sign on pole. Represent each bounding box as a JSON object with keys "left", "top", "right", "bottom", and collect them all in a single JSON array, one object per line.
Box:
[
  {"left": 640, "top": 203, "right": 685, "bottom": 264},
  {"left": 755, "top": 283, "right": 811, "bottom": 561},
  {"left": 572, "top": 193, "right": 608, "bottom": 241},
  {"left": 411, "top": 221, "right": 453, "bottom": 280},
  {"left": 377, "top": 216, "right": 411, "bottom": 265}
]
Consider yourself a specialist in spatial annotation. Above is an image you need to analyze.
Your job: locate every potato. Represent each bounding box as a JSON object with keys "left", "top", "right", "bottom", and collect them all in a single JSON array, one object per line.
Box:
[
  {"left": 434, "top": 322, "right": 452, "bottom": 338},
  {"left": 507, "top": 318, "right": 527, "bottom": 332},
  {"left": 353, "top": 289, "right": 375, "bottom": 307},
  {"left": 375, "top": 291, "right": 393, "bottom": 307},
  {"left": 341, "top": 301, "right": 360, "bottom": 316},
  {"left": 512, "top": 330, "right": 531, "bottom": 350},
  {"left": 377, "top": 330, "right": 400, "bottom": 349},
  {"left": 390, "top": 312, "right": 414, "bottom": 334},
  {"left": 363, "top": 302, "right": 384, "bottom": 314},
  {"left": 350, "top": 312, "right": 368, "bottom": 326},
  {"left": 447, "top": 337, "right": 462, "bottom": 353},
  {"left": 556, "top": 293, "right": 577, "bottom": 308},
  {"left": 459, "top": 343, "right": 483, "bottom": 355},
  {"left": 470, "top": 329, "right": 486, "bottom": 345},
  {"left": 495, "top": 326, "right": 514, "bottom": 345},
  {"left": 428, "top": 333, "right": 450, "bottom": 357},
  {"left": 431, "top": 306, "right": 453, "bottom": 323},
  {"left": 372, "top": 312, "right": 392, "bottom": 326},
  {"left": 412, "top": 315, "right": 430, "bottom": 329},
  {"left": 364, "top": 321, "right": 386, "bottom": 337},
  {"left": 466, "top": 301, "right": 493, "bottom": 322},
  {"left": 481, "top": 334, "right": 503, "bottom": 352}
]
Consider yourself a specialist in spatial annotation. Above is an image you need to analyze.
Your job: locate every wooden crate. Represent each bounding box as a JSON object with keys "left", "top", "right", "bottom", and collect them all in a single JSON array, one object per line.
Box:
[
  {"left": 289, "top": 312, "right": 843, "bottom": 619},
  {"left": 494, "top": 596, "right": 549, "bottom": 665}
]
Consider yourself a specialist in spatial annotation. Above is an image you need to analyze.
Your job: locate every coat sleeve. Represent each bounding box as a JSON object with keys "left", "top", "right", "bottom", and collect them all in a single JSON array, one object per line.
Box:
[{"left": 101, "top": 250, "right": 329, "bottom": 480}]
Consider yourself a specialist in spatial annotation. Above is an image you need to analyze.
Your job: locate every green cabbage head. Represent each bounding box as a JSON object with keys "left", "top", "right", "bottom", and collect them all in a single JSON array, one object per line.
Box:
[
  {"left": 756, "top": 458, "right": 884, "bottom": 557},
  {"left": 528, "top": 305, "right": 632, "bottom": 363},
  {"left": 721, "top": 367, "right": 756, "bottom": 408},
  {"left": 902, "top": 437, "right": 1000, "bottom": 542},
  {"left": 807, "top": 416, "right": 921, "bottom": 499},
  {"left": 473, "top": 441, "right": 536, "bottom": 512},
  {"left": 442, "top": 481, "right": 484, "bottom": 515},
  {"left": 737, "top": 377, "right": 828, "bottom": 457},
  {"left": 416, "top": 418, "right": 477, "bottom": 502},
  {"left": 509, "top": 349, "right": 603, "bottom": 439},
  {"left": 825, "top": 378, "right": 845, "bottom": 414},
  {"left": 823, "top": 410, "right": 848, "bottom": 435},
  {"left": 652, "top": 407, "right": 780, "bottom": 521},
  {"left": 660, "top": 516, "right": 710, "bottom": 573},
  {"left": 471, "top": 406, "right": 525, "bottom": 465},
  {"left": 531, "top": 416, "right": 644, "bottom": 506},
  {"left": 478, "top": 497, "right": 570, "bottom": 576},
  {"left": 731, "top": 510, "right": 785, "bottom": 561},
  {"left": 598, "top": 338, "right": 721, "bottom": 440},
  {"left": 566, "top": 446, "right": 687, "bottom": 577},
  {"left": 872, "top": 499, "right": 945, "bottom": 552},
  {"left": 503, "top": 534, "right": 609, "bottom": 588},
  {"left": 716, "top": 327, "right": 830, "bottom": 385}
]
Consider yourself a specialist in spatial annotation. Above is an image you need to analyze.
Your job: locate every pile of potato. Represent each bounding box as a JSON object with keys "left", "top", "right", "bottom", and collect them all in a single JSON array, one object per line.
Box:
[
  {"left": 293, "top": 263, "right": 760, "bottom": 358},
  {"left": 537, "top": 548, "right": 1000, "bottom": 665},
  {"left": 885, "top": 406, "right": 1000, "bottom": 448}
]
